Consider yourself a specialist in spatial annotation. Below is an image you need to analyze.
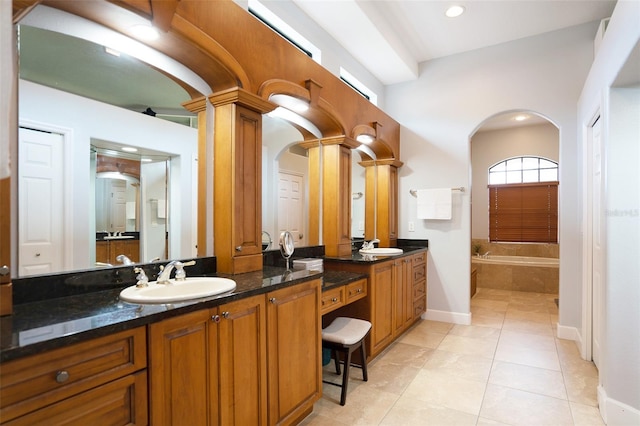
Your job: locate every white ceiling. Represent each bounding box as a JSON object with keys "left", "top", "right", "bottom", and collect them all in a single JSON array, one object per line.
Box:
[{"left": 292, "top": 0, "right": 617, "bottom": 85}]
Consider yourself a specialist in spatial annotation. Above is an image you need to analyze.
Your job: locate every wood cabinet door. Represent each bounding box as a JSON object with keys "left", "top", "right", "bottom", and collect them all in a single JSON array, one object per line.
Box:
[
  {"left": 217, "top": 294, "right": 267, "bottom": 425},
  {"left": 267, "top": 279, "right": 321, "bottom": 425},
  {"left": 149, "top": 310, "right": 215, "bottom": 426},
  {"left": 371, "top": 261, "right": 394, "bottom": 355}
]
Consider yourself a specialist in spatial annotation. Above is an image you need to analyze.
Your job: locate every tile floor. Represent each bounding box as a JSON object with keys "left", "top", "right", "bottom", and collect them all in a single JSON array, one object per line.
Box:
[{"left": 302, "top": 288, "right": 603, "bottom": 426}]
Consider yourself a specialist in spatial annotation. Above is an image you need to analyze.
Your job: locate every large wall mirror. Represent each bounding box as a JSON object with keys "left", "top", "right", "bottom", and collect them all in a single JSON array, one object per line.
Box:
[
  {"left": 262, "top": 114, "right": 321, "bottom": 249},
  {"left": 351, "top": 150, "right": 366, "bottom": 241},
  {"left": 16, "top": 6, "right": 203, "bottom": 277}
]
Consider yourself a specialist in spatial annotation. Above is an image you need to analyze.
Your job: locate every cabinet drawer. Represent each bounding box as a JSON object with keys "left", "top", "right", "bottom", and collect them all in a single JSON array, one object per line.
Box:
[
  {"left": 414, "top": 297, "right": 426, "bottom": 317},
  {"left": 412, "top": 252, "right": 426, "bottom": 267},
  {"left": 321, "top": 287, "right": 345, "bottom": 315},
  {"left": 1, "top": 327, "right": 147, "bottom": 422},
  {"left": 413, "top": 265, "right": 426, "bottom": 282},
  {"left": 345, "top": 279, "right": 367, "bottom": 303},
  {"left": 4, "top": 371, "right": 148, "bottom": 426},
  {"left": 413, "top": 280, "right": 426, "bottom": 299}
]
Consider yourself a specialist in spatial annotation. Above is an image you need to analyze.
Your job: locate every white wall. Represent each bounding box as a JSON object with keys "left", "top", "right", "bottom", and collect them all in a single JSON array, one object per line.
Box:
[
  {"left": 577, "top": 1, "right": 640, "bottom": 422},
  {"left": 385, "top": 22, "right": 597, "bottom": 325},
  {"left": 471, "top": 123, "right": 559, "bottom": 240},
  {"left": 19, "top": 80, "right": 198, "bottom": 270}
]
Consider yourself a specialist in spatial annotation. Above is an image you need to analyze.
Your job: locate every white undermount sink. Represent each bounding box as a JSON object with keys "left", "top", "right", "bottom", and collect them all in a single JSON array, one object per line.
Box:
[
  {"left": 359, "top": 247, "right": 404, "bottom": 255},
  {"left": 119, "top": 277, "right": 236, "bottom": 304}
]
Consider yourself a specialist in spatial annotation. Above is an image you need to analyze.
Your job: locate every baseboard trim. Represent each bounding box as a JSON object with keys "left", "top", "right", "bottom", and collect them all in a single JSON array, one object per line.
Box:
[
  {"left": 557, "top": 324, "right": 579, "bottom": 341},
  {"left": 423, "top": 309, "right": 471, "bottom": 325},
  {"left": 598, "top": 384, "right": 640, "bottom": 425}
]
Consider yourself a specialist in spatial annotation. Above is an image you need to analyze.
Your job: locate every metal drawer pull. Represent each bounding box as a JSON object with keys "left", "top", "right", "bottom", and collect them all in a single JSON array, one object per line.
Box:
[
  {"left": 222, "top": 311, "right": 230, "bottom": 319},
  {"left": 269, "top": 297, "right": 276, "bottom": 303},
  {"left": 211, "top": 315, "right": 220, "bottom": 323},
  {"left": 332, "top": 297, "right": 338, "bottom": 302},
  {"left": 55, "top": 370, "right": 70, "bottom": 383}
]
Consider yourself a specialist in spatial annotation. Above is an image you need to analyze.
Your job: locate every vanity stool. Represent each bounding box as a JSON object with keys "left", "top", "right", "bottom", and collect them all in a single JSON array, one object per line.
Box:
[{"left": 321, "top": 316, "right": 372, "bottom": 405}]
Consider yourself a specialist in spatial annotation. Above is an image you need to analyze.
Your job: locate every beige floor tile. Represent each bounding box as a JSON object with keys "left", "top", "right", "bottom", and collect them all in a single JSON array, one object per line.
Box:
[
  {"left": 471, "top": 298, "right": 510, "bottom": 312},
  {"left": 449, "top": 324, "right": 502, "bottom": 339},
  {"left": 415, "top": 319, "right": 456, "bottom": 334},
  {"left": 437, "top": 334, "right": 499, "bottom": 358},
  {"left": 494, "top": 342, "right": 561, "bottom": 371},
  {"left": 569, "top": 402, "right": 606, "bottom": 425},
  {"left": 480, "top": 383, "right": 573, "bottom": 425},
  {"left": 423, "top": 349, "right": 494, "bottom": 382},
  {"left": 366, "top": 363, "right": 421, "bottom": 395},
  {"left": 472, "top": 314, "right": 505, "bottom": 329},
  {"left": 380, "top": 395, "right": 478, "bottom": 425},
  {"left": 402, "top": 369, "right": 487, "bottom": 415},
  {"left": 499, "top": 330, "right": 557, "bottom": 352},
  {"left": 313, "top": 385, "right": 399, "bottom": 425},
  {"left": 502, "top": 317, "right": 555, "bottom": 336},
  {"left": 372, "top": 342, "right": 434, "bottom": 369},
  {"left": 489, "top": 361, "right": 567, "bottom": 399},
  {"left": 471, "top": 306, "right": 507, "bottom": 320},
  {"left": 504, "top": 309, "right": 552, "bottom": 323},
  {"left": 476, "top": 417, "right": 512, "bottom": 425},
  {"left": 299, "top": 412, "right": 349, "bottom": 426},
  {"left": 398, "top": 326, "right": 447, "bottom": 349},
  {"left": 564, "top": 373, "right": 599, "bottom": 406}
]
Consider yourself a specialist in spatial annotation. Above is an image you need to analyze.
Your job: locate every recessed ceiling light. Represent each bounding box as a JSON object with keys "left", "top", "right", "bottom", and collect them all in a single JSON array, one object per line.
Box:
[
  {"left": 513, "top": 114, "right": 529, "bottom": 122},
  {"left": 445, "top": 5, "right": 465, "bottom": 18},
  {"left": 122, "top": 146, "right": 138, "bottom": 152},
  {"left": 130, "top": 24, "right": 159, "bottom": 41}
]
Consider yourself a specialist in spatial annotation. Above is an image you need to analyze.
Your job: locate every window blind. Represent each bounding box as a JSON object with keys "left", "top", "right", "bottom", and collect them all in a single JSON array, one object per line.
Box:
[{"left": 489, "top": 182, "right": 558, "bottom": 243}]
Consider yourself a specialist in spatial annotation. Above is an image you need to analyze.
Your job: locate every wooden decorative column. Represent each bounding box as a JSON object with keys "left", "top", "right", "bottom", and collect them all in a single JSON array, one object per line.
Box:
[
  {"left": 305, "top": 142, "right": 321, "bottom": 246},
  {"left": 322, "top": 137, "right": 357, "bottom": 257},
  {"left": 208, "top": 88, "right": 275, "bottom": 274}
]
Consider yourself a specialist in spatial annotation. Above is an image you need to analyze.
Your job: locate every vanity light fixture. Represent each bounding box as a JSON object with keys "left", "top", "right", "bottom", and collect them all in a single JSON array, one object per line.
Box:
[
  {"left": 445, "top": 5, "right": 465, "bottom": 18},
  {"left": 104, "top": 47, "right": 121, "bottom": 57},
  {"left": 130, "top": 24, "right": 159, "bottom": 41},
  {"left": 269, "top": 94, "right": 310, "bottom": 113},
  {"left": 356, "top": 134, "right": 375, "bottom": 143},
  {"left": 122, "top": 146, "right": 138, "bottom": 153}
]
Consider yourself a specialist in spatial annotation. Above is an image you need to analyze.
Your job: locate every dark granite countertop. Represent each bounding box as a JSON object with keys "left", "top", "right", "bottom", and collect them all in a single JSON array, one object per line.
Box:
[
  {"left": 321, "top": 269, "right": 368, "bottom": 290},
  {"left": 0, "top": 266, "right": 323, "bottom": 363},
  {"left": 324, "top": 246, "right": 428, "bottom": 264}
]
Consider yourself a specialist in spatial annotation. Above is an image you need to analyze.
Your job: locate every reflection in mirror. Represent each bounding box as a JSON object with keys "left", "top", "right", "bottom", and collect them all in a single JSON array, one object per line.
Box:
[
  {"left": 16, "top": 10, "right": 200, "bottom": 277},
  {"left": 262, "top": 114, "right": 314, "bottom": 248},
  {"left": 351, "top": 150, "right": 366, "bottom": 240}
]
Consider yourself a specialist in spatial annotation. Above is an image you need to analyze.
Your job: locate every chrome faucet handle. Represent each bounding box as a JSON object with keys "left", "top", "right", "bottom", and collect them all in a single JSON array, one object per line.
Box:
[
  {"left": 174, "top": 260, "right": 196, "bottom": 281},
  {"left": 134, "top": 267, "right": 149, "bottom": 288}
]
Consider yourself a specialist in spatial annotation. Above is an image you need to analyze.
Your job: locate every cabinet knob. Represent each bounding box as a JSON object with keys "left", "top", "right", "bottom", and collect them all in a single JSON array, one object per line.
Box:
[
  {"left": 331, "top": 297, "right": 338, "bottom": 302},
  {"left": 235, "top": 246, "right": 242, "bottom": 252},
  {"left": 222, "top": 311, "right": 230, "bottom": 319},
  {"left": 356, "top": 288, "right": 362, "bottom": 293},
  {"left": 55, "top": 370, "right": 70, "bottom": 383},
  {"left": 269, "top": 297, "right": 276, "bottom": 304},
  {"left": 211, "top": 315, "right": 220, "bottom": 323}
]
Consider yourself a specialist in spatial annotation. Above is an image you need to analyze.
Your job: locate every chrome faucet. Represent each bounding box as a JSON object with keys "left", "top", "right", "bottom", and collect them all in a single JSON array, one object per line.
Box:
[
  {"left": 134, "top": 267, "right": 149, "bottom": 288},
  {"left": 157, "top": 260, "right": 196, "bottom": 284},
  {"left": 116, "top": 254, "right": 134, "bottom": 265},
  {"left": 361, "top": 239, "right": 380, "bottom": 250}
]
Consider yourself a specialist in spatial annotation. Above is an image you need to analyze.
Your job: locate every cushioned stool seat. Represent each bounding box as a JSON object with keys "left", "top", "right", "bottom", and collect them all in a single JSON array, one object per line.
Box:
[{"left": 321, "top": 317, "right": 371, "bottom": 405}]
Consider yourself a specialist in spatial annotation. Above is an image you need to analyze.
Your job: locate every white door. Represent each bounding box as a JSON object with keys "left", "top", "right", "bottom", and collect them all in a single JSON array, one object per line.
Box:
[
  {"left": 18, "top": 127, "right": 64, "bottom": 276},
  {"left": 110, "top": 179, "right": 127, "bottom": 233},
  {"left": 591, "top": 117, "right": 603, "bottom": 368},
  {"left": 278, "top": 171, "right": 306, "bottom": 247}
]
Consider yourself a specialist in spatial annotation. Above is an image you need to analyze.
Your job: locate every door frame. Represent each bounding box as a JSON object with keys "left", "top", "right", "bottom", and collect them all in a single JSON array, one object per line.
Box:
[
  {"left": 581, "top": 109, "right": 605, "bottom": 363},
  {"left": 18, "top": 119, "right": 74, "bottom": 272}
]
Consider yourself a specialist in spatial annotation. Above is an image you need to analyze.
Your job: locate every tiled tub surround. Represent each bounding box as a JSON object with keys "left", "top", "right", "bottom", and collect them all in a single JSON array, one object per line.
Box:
[{"left": 471, "top": 240, "right": 559, "bottom": 294}]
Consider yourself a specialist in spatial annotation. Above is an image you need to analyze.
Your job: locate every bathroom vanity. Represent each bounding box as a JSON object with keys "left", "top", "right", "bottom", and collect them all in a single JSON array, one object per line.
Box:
[{"left": 0, "top": 267, "right": 323, "bottom": 426}]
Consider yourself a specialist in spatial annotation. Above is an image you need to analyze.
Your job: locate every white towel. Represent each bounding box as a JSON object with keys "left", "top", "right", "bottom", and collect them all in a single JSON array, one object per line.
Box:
[
  {"left": 417, "top": 188, "right": 452, "bottom": 220},
  {"left": 157, "top": 199, "right": 166, "bottom": 219}
]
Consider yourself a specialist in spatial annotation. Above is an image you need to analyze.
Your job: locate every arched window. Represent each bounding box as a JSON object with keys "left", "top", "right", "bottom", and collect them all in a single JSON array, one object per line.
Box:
[
  {"left": 489, "top": 156, "right": 558, "bottom": 185},
  {"left": 488, "top": 157, "right": 559, "bottom": 243}
]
